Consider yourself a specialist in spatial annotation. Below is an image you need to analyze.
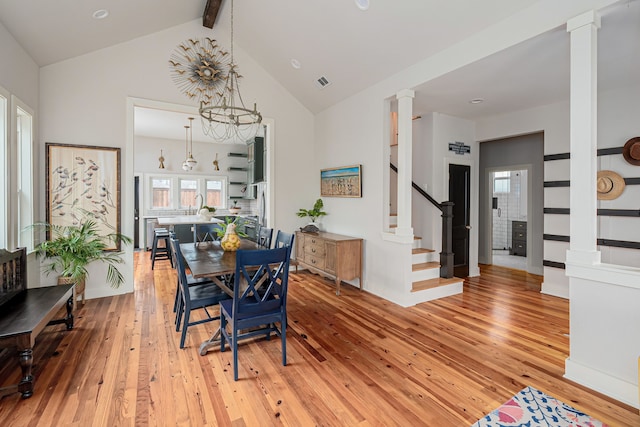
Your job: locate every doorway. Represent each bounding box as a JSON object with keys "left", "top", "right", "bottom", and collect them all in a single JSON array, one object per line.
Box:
[
  {"left": 134, "top": 175, "right": 140, "bottom": 249},
  {"left": 491, "top": 169, "right": 527, "bottom": 270},
  {"left": 449, "top": 163, "right": 470, "bottom": 278}
]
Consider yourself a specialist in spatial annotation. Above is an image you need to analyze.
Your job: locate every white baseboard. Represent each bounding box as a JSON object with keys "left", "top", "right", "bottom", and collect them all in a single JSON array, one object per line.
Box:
[
  {"left": 565, "top": 357, "right": 639, "bottom": 409},
  {"left": 541, "top": 281, "right": 569, "bottom": 299}
]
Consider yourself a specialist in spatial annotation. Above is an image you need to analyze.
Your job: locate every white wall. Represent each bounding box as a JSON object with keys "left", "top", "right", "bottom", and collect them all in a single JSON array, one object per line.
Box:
[
  {"left": 0, "top": 21, "right": 41, "bottom": 287},
  {"left": 432, "top": 113, "right": 479, "bottom": 276},
  {"left": 476, "top": 82, "right": 640, "bottom": 297},
  {"left": 0, "top": 23, "right": 39, "bottom": 109},
  {"left": 39, "top": 19, "right": 314, "bottom": 299},
  {"left": 314, "top": 0, "right": 618, "bottom": 305},
  {"left": 565, "top": 269, "right": 640, "bottom": 408}
]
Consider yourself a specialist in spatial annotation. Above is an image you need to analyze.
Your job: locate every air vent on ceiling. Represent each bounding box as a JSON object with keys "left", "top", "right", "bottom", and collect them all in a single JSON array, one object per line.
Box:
[{"left": 315, "top": 76, "right": 331, "bottom": 89}]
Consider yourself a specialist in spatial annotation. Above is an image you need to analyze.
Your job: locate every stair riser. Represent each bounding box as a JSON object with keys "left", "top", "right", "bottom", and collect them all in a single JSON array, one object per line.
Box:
[
  {"left": 412, "top": 238, "right": 422, "bottom": 249},
  {"left": 412, "top": 268, "right": 440, "bottom": 282},
  {"left": 412, "top": 252, "right": 437, "bottom": 264},
  {"left": 411, "top": 282, "right": 463, "bottom": 303}
]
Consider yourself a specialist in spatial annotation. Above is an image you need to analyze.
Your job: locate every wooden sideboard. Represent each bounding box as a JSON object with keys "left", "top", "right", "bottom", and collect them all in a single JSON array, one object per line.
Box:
[{"left": 295, "top": 231, "right": 363, "bottom": 295}]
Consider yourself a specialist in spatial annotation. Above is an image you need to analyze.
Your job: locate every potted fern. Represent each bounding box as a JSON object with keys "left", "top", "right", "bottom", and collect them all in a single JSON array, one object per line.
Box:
[
  {"left": 296, "top": 198, "right": 327, "bottom": 231},
  {"left": 32, "top": 221, "right": 132, "bottom": 300}
]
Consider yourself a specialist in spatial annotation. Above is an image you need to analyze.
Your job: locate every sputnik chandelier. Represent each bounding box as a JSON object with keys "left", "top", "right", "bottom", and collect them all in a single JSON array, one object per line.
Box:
[{"left": 168, "top": 0, "right": 262, "bottom": 143}]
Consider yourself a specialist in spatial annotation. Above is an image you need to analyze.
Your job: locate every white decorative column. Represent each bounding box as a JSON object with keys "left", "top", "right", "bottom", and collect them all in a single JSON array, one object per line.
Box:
[
  {"left": 566, "top": 11, "right": 601, "bottom": 266},
  {"left": 395, "top": 89, "right": 414, "bottom": 238}
]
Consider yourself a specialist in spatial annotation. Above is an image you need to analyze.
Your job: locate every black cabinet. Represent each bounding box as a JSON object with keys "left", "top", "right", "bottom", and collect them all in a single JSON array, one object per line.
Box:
[
  {"left": 248, "top": 137, "right": 264, "bottom": 184},
  {"left": 510, "top": 220, "right": 527, "bottom": 256}
]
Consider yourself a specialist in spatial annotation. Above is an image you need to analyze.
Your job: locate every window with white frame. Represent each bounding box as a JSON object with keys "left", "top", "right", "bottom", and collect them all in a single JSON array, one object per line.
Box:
[
  {"left": 179, "top": 178, "right": 198, "bottom": 209},
  {"left": 151, "top": 177, "right": 172, "bottom": 209},
  {"left": 0, "top": 89, "right": 7, "bottom": 248},
  {"left": 146, "top": 174, "right": 227, "bottom": 212},
  {"left": 493, "top": 171, "right": 511, "bottom": 193},
  {"left": 205, "top": 179, "right": 223, "bottom": 207},
  {"left": 15, "top": 98, "right": 34, "bottom": 251}
]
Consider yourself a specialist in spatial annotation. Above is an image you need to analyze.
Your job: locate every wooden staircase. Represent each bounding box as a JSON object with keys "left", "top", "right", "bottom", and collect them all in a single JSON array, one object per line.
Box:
[{"left": 391, "top": 214, "right": 464, "bottom": 302}]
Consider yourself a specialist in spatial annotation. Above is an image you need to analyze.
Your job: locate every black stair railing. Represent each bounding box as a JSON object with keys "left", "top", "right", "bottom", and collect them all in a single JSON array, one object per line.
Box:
[{"left": 390, "top": 163, "right": 454, "bottom": 279}]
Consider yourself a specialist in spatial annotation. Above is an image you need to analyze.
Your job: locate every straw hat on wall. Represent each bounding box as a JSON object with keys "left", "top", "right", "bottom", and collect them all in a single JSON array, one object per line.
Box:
[{"left": 597, "top": 170, "right": 625, "bottom": 200}]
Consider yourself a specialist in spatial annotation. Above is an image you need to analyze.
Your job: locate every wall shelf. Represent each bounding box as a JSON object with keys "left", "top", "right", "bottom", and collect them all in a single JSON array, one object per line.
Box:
[
  {"left": 228, "top": 167, "right": 247, "bottom": 171},
  {"left": 228, "top": 152, "right": 248, "bottom": 158},
  {"left": 229, "top": 181, "right": 247, "bottom": 185}
]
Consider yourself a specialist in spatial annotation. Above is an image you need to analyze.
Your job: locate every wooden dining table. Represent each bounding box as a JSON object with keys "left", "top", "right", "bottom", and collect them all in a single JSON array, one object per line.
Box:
[{"left": 179, "top": 239, "right": 261, "bottom": 355}]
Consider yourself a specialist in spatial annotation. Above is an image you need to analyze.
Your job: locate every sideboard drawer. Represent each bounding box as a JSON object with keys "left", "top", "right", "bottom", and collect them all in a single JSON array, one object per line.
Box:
[
  {"left": 304, "top": 254, "right": 325, "bottom": 270},
  {"left": 305, "top": 241, "right": 326, "bottom": 257}
]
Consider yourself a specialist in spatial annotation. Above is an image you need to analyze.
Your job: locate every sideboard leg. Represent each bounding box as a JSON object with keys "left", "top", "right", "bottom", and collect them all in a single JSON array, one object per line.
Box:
[
  {"left": 17, "top": 348, "right": 34, "bottom": 398},
  {"left": 65, "top": 296, "right": 74, "bottom": 330}
]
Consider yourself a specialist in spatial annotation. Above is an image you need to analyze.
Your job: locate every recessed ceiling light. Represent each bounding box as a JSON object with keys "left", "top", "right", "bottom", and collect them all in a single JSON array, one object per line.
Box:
[
  {"left": 92, "top": 9, "right": 109, "bottom": 20},
  {"left": 290, "top": 59, "right": 301, "bottom": 69},
  {"left": 469, "top": 98, "right": 485, "bottom": 104},
  {"left": 354, "top": 0, "right": 370, "bottom": 11}
]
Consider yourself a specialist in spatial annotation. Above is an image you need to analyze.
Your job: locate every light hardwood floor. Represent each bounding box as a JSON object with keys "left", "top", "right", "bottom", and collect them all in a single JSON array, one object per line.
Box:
[{"left": 0, "top": 254, "right": 638, "bottom": 426}]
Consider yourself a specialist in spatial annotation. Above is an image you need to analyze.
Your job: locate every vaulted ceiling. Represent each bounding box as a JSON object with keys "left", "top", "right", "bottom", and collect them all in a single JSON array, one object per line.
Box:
[{"left": 0, "top": 0, "right": 638, "bottom": 125}]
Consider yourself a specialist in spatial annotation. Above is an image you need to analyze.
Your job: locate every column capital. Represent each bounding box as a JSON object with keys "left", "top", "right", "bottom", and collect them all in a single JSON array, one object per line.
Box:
[
  {"left": 396, "top": 89, "right": 415, "bottom": 100},
  {"left": 567, "top": 10, "right": 601, "bottom": 33}
]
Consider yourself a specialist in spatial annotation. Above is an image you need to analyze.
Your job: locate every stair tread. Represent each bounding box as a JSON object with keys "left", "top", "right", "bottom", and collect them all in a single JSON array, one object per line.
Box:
[
  {"left": 412, "top": 261, "right": 440, "bottom": 272},
  {"left": 412, "top": 248, "right": 435, "bottom": 254},
  {"left": 411, "top": 277, "right": 463, "bottom": 292}
]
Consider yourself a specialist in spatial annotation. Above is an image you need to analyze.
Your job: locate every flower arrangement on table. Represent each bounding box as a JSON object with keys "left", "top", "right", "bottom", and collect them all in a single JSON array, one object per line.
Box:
[{"left": 199, "top": 205, "right": 216, "bottom": 220}]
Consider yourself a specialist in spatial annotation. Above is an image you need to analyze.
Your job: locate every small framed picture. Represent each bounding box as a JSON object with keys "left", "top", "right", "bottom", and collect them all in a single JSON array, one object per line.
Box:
[{"left": 320, "top": 164, "right": 362, "bottom": 198}]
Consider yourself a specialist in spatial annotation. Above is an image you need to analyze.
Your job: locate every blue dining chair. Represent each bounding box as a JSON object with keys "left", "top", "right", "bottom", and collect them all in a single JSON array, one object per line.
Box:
[
  {"left": 273, "top": 230, "right": 295, "bottom": 256},
  {"left": 168, "top": 233, "right": 214, "bottom": 316},
  {"left": 196, "top": 223, "right": 221, "bottom": 244},
  {"left": 171, "top": 237, "right": 231, "bottom": 349},
  {"left": 257, "top": 227, "right": 273, "bottom": 248},
  {"left": 219, "top": 247, "right": 291, "bottom": 380}
]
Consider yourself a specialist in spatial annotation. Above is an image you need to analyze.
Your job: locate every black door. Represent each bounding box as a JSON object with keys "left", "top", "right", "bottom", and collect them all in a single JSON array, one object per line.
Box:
[
  {"left": 134, "top": 176, "right": 140, "bottom": 249},
  {"left": 449, "top": 164, "right": 470, "bottom": 277}
]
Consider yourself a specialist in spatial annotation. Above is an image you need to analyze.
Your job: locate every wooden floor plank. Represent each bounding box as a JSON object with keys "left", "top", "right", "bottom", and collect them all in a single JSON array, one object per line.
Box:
[{"left": 0, "top": 257, "right": 638, "bottom": 426}]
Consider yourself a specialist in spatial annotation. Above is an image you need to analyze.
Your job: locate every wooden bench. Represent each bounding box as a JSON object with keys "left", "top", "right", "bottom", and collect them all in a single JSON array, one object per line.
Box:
[{"left": 0, "top": 247, "right": 74, "bottom": 399}]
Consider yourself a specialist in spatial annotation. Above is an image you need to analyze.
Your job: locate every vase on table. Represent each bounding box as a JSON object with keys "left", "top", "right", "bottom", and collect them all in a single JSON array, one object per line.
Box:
[
  {"left": 199, "top": 208, "right": 214, "bottom": 220},
  {"left": 220, "top": 223, "right": 241, "bottom": 251}
]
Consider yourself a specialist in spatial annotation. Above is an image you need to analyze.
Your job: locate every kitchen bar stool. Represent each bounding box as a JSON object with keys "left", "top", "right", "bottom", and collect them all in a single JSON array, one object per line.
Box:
[
  {"left": 149, "top": 228, "right": 169, "bottom": 259},
  {"left": 151, "top": 228, "right": 173, "bottom": 270}
]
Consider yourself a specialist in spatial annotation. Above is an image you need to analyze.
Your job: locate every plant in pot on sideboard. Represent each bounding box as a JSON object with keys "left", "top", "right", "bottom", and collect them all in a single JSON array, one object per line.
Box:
[
  {"left": 32, "top": 221, "right": 132, "bottom": 305},
  {"left": 296, "top": 198, "right": 327, "bottom": 232}
]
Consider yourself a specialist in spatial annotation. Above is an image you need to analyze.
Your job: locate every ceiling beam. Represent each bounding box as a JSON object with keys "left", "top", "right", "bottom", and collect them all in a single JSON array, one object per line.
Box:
[{"left": 203, "top": 0, "right": 223, "bottom": 29}]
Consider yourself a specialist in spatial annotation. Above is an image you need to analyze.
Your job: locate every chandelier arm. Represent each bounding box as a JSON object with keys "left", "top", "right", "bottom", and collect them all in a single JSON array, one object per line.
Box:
[{"left": 193, "top": 0, "right": 262, "bottom": 143}]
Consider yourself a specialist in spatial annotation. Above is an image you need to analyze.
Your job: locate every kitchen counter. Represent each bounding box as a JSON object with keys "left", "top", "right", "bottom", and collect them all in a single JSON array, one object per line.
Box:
[{"left": 157, "top": 215, "right": 223, "bottom": 226}]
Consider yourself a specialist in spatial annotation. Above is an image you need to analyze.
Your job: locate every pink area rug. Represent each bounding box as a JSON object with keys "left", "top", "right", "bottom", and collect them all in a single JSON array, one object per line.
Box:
[{"left": 471, "top": 386, "right": 608, "bottom": 427}]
